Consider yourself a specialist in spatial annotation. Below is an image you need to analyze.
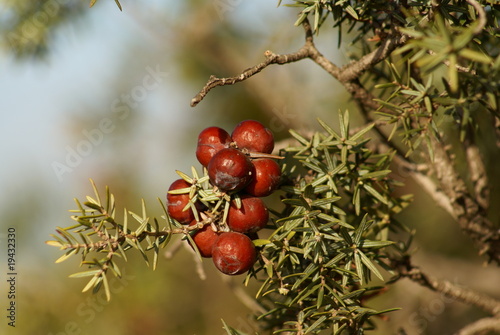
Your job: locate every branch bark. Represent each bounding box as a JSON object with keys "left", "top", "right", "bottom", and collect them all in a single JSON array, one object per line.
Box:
[
  {"left": 430, "top": 135, "right": 500, "bottom": 264},
  {"left": 190, "top": 47, "right": 311, "bottom": 107},
  {"left": 191, "top": 18, "right": 405, "bottom": 109},
  {"left": 338, "top": 33, "right": 409, "bottom": 83},
  {"left": 465, "top": 142, "right": 489, "bottom": 210}
]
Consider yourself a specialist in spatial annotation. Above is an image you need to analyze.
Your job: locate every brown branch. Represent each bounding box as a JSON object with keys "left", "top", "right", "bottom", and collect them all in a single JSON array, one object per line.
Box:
[
  {"left": 465, "top": 143, "right": 489, "bottom": 210},
  {"left": 338, "top": 33, "right": 409, "bottom": 83},
  {"left": 391, "top": 151, "right": 456, "bottom": 218},
  {"left": 430, "top": 136, "right": 500, "bottom": 264},
  {"left": 190, "top": 42, "right": 314, "bottom": 107},
  {"left": 394, "top": 257, "right": 500, "bottom": 317},
  {"left": 454, "top": 317, "right": 500, "bottom": 335},
  {"left": 190, "top": 16, "right": 408, "bottom": 108}
]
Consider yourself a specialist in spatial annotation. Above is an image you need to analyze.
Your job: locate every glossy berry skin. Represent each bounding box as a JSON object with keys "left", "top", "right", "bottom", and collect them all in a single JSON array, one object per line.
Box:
[
  {"left": 166, "top": 179, "right": 198, "bottom": 224},
  {"left": 189, "top": 221, "right": 219, "bottom": 258},
  {"left": 195, "top": 126, "right": 232, "bottom": 167},
  {"left": 244, "top": 158, "right": 281, "bottom": 197},
  {"left": 208, "top": 148, "right": 253, "bottom": 192},
  {"left": 231, "top": 120, "right": 274, "bottom": 154},
  {"left": 227, "top": 195, "right": 269, "bottom": 233},
  {"left": 212, "top": 232, "right": 257, "bottom": 275}
]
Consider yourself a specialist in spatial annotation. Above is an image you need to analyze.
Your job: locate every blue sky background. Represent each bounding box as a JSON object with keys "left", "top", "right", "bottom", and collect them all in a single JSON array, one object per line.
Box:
[{"left": 0, "top": 0, "right": 316, "bottom": 255}]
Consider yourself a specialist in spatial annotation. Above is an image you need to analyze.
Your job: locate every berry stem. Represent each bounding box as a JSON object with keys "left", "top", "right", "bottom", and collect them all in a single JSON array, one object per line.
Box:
[{"left": 247, "top": 151, "right": 284, "bottom": 160}]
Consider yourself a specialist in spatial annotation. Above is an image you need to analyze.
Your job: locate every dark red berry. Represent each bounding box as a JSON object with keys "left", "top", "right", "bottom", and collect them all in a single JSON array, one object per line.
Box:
[
  {"left": 227, "top": 195, "right": 269, "bottom": 233},
  {"left": 212, "top": 232, "right": 257, "bottom": 275},
  {"left": 189, "top": 220, "right": 220, "bottom": 258},
  {"left": 231, "top": 120, "right": 274, "bottom": 154},
  {"left": 208, "top": 148, "right": 253, "bottom": 192},
  {"left": 244, "top": 158, "right": 281, "bottom": 197},
  {"left": 166, "top": 179, "right": 199, "bottom": 224},
  {"left": 196, "top": 126, "right": 232, "bottom": 167}
]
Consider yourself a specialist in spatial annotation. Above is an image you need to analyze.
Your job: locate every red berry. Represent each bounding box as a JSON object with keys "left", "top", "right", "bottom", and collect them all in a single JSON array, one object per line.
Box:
[
  {"left": 189, "top": 220, "right": 220, "bottom": 258},
  {"left": 196, "top": 126, "right": 232, "bottom": 167},
  {"left": 231, "top": 120, "right": 274, "bottom": 154},
  {"left": 227, "top": 195, "right": 269, "bottom": 233},
  {"left": 212, "top": 232, "right": 257, "bottom": 275},
  {"left": 208, "top": 148, "right": 253, "bottom": 192},
  {"left": 166, "top": 179, "right": 199, "bottom": 224},
  {"left": 244, "top": 158, "right": 281, "bottom": 197}
]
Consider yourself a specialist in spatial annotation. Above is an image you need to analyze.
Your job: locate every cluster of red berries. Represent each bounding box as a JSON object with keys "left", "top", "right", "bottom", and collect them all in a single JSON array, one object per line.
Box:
[{"left": 166, "top": 120, "right": 281, "bottom": 276}]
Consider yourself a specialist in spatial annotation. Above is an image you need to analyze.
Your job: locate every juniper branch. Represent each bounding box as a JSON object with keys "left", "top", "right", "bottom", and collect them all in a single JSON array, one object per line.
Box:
[
  {"left": 338, "top": 33, "right": 409, "bottom": 83},
  {"left": 191, "top": 18, "right": 407, "bottom": 109},
  {"left": 431, "top": 136, "right": 500, "bottom": 264},
  {"left": 190, "top": 46, "right": 313, "bottom": 107}
]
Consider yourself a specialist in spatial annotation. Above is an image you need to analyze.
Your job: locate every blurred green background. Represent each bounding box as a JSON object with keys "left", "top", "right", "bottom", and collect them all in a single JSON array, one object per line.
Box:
[{"left": 0, "top": 1, "right": 498, "bottom": 334}]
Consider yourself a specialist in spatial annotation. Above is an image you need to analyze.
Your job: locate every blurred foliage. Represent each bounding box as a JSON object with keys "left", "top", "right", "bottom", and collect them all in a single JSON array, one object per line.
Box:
[{"left": 1, "top": 0, "right": 86, "bottom": 57}]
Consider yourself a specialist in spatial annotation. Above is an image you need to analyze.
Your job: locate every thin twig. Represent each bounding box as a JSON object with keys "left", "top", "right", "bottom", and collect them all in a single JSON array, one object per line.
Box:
[
  {"left": 190, "top": 47, "right": 312, "bottom": 107},
  {"left": 428, "top": 50, "right": 478, "bottom": 75},
  {"left": 466, "top": 0, "right": 487, "bottom": 35}
]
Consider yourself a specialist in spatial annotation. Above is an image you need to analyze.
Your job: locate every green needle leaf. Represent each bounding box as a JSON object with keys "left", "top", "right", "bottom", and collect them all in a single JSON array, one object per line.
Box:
[
  {"left": 69, "top": 270, "right": 101, "bottom": 278},
  {"left": 358, "top": 250, "right": 384, "bottom": 281}
]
